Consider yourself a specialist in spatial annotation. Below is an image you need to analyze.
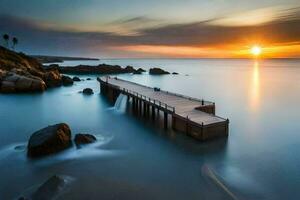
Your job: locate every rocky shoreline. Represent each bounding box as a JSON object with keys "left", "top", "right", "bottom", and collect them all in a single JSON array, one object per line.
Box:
[
  {"left": 0, "top": 45, "right": 178, "bottom": 94},
  {"left": 0, "top": 46, "right": 74, "bottom": 93}
]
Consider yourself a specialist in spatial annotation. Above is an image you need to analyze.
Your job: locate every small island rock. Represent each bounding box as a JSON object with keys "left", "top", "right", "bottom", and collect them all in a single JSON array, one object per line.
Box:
[
  {"left": 61, "top": 75, "right": 74, "bottom": 86},
  {"left": 82, "top": 88, "right": 94, "bottom": 95},
  {"left": 27, "top": 123, "right": 72, "bottom": 158},
  {"left": 74, "top": 133, "right": 97, "bottom": 146},
  {"left": 149, "top": 67, "right": 170, "bottom": 75},
  {"left": 72, "top": 76, "right": 81, "bottom": 81}
]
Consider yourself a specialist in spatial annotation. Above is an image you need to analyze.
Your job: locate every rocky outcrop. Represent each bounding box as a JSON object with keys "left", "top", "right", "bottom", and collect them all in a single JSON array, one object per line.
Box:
[
  {"left": 61, "top": 75, "right": 73, "bottom": 86},
  {"left": 172, "top": 72, "right": 179, "bottom": 75},
  {"left": 0, "top": 46, "right": 70, "bottom": 93},
  {"left": 74, "top": 134, "right": 97, "bottom": 146},
  {"left": 82, "top": 88, "right": 94, "bottom": 95},
  {"left": 27, "top": 123, "right": 72, "bottom": 158},
  {"left": 149, "top": 68, "right": 170, "bottom": 75},
  {"left": 59, "top": 64, "right": 141, "bottom": 75},
  {"left": 44, "top": 69, "right": 62, "bottom": 87}
]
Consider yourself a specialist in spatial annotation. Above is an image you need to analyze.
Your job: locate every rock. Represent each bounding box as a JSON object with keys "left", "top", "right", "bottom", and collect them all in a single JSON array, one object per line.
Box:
[
  {"left": 0, "top": 46, "right": 66, "bottom": 93},
  {"left": 72, "top": 76, "right": 81, "bottom": 81},
  {"left": 74, "top": 134, "right": 97, "bottom": 146},
  {"left": 86, "top": 78, "right": 92, "bottom": 80},
  {"left": 44, "top": 70, "right": 62, "bottom": 87},
  {"left": 0, "top": 73, "right": 46, "bottom": 93},
  {"left": 31, "top": 175, "right": 67, "bottom": 200},
  {"left": 124, "top": 66, "right": 136, "bottom": 73},
  {"left": 61, "top": 75, "right": 73, "bottom": 86},
  {"left": 59, "top": 64, "right": 139, "bottom": 75},
  {"left": 137, "top": 68, "right": 146, "bottom": 72},
  {"left": 82, "top": 88, "right": 94, "bottom": 95},
  {"left": 27, "top": 123, "right": 72, "bottom": 158},
  {"left": 172, "top": 72, "right": 179, "bottom": 75},
  {"left": 149, "top": 68, "right": 170, "bottom": 75},
  {"left": 133, "top": 70, "right": 142, "bottom": 74}
]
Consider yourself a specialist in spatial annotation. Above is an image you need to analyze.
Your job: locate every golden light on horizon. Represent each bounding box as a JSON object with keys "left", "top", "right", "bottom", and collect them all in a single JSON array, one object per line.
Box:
[{"left": 251, "top": 45, "right": 262, "bottom": 56}]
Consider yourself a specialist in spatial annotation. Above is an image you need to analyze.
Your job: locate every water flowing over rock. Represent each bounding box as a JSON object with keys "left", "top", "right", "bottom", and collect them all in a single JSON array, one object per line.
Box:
[{"left": 27, "top": 123, "right": 72, "bottom": 158}]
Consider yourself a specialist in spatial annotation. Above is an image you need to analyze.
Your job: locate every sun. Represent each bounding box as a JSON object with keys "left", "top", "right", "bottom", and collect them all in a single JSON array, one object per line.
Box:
[{"left": 251, "top": 45, "right": 262, "bottom": 56}]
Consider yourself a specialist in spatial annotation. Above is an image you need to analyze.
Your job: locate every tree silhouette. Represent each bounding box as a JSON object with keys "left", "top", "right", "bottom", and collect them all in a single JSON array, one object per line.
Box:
[
  {"left": 12, "top": 37, "right": 18, "bottom": 50},
  {"left": 2, "top": 34, "right": 9, "bottom": 48}
]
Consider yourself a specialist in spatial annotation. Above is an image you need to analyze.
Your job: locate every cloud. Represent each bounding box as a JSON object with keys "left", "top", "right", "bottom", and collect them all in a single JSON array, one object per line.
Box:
[{"left": 1, "top": 6, "right": 300, "bottom": 57}]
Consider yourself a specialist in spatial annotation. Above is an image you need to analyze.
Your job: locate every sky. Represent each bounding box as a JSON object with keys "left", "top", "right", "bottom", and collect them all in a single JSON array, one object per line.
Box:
[{"left": 0, "top": 0, "right": 300, "bottom": 58}]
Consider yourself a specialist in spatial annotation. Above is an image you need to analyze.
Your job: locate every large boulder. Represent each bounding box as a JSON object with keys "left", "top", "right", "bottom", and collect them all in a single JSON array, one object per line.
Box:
[
  {"left": 0, "top": 73, "right": 46, "bottom": 93},
  {"left": 82, "top": 88, "right": 94, "bottom": 95},
  {"left": 149, "top": 67, "right": 170, "bottom": 75},
  {"left": 61, "top": 75, "right": 74, "bottom": 86},
  {"left": 74, "top": 134, "right": 97, "bottom": 147},
  {"left": 27, "top": 123, "right": 72, "bottom": 158}
]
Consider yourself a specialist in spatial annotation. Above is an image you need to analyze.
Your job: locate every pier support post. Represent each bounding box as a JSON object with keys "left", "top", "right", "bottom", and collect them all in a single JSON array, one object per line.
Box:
[
  {"left": 152, "top": 106, "right": 155, "bottom": 120},
  {"left": 146, "top": 104, "right": 150, "bottom": 118},
  {"left": 164, "top": 112, "right": 168, "bottom": 129},
  {"left": 132, "top": 97, "right": 135, "bottom": 112},
  {"left": 143, "top": 101, "right": 147, "bottom": 117},
  {"left": 139, "top": 99, "right": 142, "bottom": 116}
]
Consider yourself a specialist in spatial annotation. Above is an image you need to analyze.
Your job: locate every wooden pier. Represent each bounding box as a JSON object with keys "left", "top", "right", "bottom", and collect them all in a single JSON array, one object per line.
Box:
[{"left": 99, "top": 76, "right": 229, "bottom": 141}]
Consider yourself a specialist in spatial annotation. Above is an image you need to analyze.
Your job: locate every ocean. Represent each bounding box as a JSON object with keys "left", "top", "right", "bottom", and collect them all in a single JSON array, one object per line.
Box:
[{"left": 0, "top": 58, "right": 300, "bottom": 199}]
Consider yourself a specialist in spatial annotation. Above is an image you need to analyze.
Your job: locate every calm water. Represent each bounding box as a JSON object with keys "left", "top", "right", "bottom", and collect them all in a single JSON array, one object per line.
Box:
[{"left": 1, "top": 59, "right": 300, "bottom": 199}]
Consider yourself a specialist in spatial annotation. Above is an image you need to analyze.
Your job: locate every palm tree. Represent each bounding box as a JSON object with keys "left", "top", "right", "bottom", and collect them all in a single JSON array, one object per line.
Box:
[
  {"left": 2, "top": 34, "right": 9, "bottom": 48},
  {"left": 12, "top": 37, "right": 18, "bottom": 50}
]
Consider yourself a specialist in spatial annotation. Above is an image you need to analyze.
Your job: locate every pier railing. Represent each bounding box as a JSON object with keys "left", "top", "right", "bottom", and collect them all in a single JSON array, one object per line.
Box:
[
  {"left": 122, "top": 88, "right": 176, "bottom": 113},
  {"left": 111, "top": 77, "right": 215, "bottom": 106}
]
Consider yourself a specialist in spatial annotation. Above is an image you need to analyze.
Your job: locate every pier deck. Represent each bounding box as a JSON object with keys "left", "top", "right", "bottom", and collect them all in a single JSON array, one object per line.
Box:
[{"left": 99, "top": 76, "right": 229, "bottom": 140}]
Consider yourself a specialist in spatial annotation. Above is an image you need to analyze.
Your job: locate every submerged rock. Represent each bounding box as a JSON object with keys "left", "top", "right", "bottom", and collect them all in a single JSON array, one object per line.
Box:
[
  {"left": 61, "top": 75, "right": 74, "bottom": 86},
  {"left": 27, "top": 123, "right": 72, "bottom": 158},
  {"left": 74, "top": 133, "right": 97, "bottom": 147},
  {"left": 82, "top": 88, "right": 94, "bottom": 95},
  {"left": 149, "top": 67, "right": 170, "bottom": 75},
  {"left": 32, "top": 175, "right": 67, "bottom": 200},
  {"left": 86, "top": 78, "right": 92, "bottom": 80},
  {"left": 72, "top": 76, "right": 81, "bottom": 81}
]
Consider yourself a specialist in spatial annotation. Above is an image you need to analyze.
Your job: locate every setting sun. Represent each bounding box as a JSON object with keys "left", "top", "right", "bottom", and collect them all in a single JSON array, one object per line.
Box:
[{"left": 251, "top": 45, "right": 262, "bottom": 56}]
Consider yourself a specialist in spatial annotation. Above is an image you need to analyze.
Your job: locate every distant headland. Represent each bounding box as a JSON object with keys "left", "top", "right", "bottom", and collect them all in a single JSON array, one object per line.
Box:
[{"left": 31, "top": 55, "right": 100, "bottom": 63}]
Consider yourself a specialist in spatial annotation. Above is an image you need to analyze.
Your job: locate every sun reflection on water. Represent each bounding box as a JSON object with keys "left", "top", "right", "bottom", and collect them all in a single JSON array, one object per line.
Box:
[{"left": 250, "top": 61, "right": 260, "bottom": 111}]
